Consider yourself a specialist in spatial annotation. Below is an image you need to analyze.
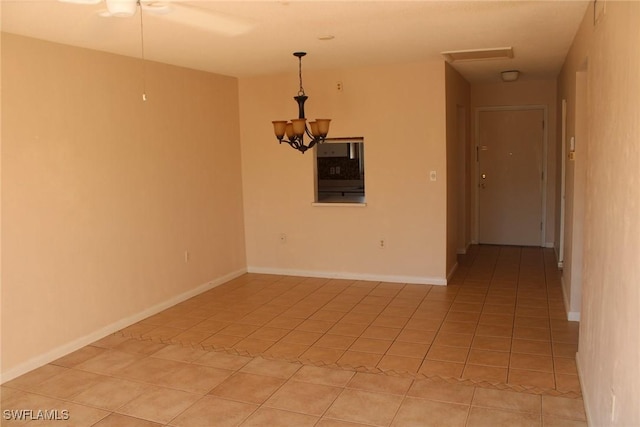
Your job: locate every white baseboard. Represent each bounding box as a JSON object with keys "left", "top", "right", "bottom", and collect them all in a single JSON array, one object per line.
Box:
[
  {"left": 246, "top": 266, "right": 447, "bottom": 286},
  {"left": 0, "top": 268, "right": 247, "bottom": 384},
  {"left": 567, "top": 311, "right": 581, "bottom": 322},
  {"left": 576, "top": 352, "right": 593, "bottom": 426},
  {"left": 567, "top": 311, "right": 580, "bottom": 322},
  {"left": 457, "top": 242, "right": 471, "bottom": 255},
  {"left": 560, "top": 276, "right": 581, "bottom": 322},
  {"left": 553, "top": 245, "right": 564, "bottom": 269},
  {"left": 544, "top": 242, "right": 555, "bottom": 248}
]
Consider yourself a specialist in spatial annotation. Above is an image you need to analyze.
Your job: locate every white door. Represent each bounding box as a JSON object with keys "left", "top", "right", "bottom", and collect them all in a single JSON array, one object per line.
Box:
[{"left": 478, "top": 109, "right": 544, "bottom": 246}]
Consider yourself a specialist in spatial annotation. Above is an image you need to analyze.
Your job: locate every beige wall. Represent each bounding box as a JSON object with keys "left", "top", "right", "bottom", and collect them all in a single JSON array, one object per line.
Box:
[
  {"left": 558, "top": 2, "right": 640, "bottom": 425},
  {"left": 1, "top": 34, "right": 247, "bottom": 379},
  {"left": 471, "top": 79, "right": 558, "bottom": 247},
  {"left": 444, "top": 63, "right": 471, "bottom": 276},
  {"left": 239, "top": 61, "right": 448, "bottom": 284}
]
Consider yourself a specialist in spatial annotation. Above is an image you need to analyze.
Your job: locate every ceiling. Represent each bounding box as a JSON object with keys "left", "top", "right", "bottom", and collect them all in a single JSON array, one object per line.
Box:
[{"left": 1, "top": 0, "right": 589, "bottom": 83}]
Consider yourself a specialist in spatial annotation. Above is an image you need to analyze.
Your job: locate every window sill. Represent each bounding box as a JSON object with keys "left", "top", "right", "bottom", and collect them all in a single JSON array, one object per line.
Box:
[{"left": 311, "top": 202, "right": 367, "bottom": 207}]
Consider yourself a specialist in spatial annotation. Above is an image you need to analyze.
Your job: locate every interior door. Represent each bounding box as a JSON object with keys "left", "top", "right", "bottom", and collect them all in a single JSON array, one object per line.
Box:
[{"left": 478, "top": 109, "right": 544, "bottom": 246}]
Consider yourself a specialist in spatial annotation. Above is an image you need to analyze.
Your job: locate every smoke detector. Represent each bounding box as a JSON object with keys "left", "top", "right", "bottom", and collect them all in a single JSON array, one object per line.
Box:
[{"left": 501, "top": 70, "right": 520, "bottom": 82}]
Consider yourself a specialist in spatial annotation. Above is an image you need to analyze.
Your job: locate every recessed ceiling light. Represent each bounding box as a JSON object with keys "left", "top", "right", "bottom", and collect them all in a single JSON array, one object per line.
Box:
[
  {"left": 318, "top": 35, "right": 335, "bottom": 41},
  {"left": 441, "top": 47, "right": 514, "bottom": 62}
]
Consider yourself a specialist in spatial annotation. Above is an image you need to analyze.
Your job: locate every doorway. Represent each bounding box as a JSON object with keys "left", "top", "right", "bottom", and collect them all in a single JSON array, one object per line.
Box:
[
  {"left": 561, "top": 68, "right": 588, "bottom": 321},
  {"left": 475, "top": 107, "right": 547, "bottom": 246}
]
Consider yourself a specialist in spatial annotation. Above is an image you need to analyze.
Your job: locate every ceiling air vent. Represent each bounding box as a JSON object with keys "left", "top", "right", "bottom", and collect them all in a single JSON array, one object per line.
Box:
[{"left": 441, "top": 47, "right": 514, "bottom": 63}]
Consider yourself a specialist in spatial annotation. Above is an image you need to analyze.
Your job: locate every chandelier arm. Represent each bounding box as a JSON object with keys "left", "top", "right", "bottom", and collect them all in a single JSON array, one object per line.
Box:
[
  {"left": 305, "top": 126, "right": 315, "bottom": 140},
  {"left": 284, "top": 135, "right": 310, "bottom": 153},
  {"left": 280, "top": 133, "right": 320, "bottom": 154}
]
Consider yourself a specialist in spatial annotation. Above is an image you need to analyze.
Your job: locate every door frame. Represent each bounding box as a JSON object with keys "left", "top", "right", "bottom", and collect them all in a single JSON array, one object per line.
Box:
[
  {"left": 472, "top": 105, "right": 548, "bottom": 247},
  {"left": 558, "top": 99, "right": 567, "bottom": 267}
]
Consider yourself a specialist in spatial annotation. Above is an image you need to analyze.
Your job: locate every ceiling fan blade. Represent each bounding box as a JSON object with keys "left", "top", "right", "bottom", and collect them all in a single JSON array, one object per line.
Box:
[
  {"left": 161, "top": 2, "right": 254, "bottom": 37},
  {"left": 58, "top": 0, "right": 101, "bottom": 4},
  {"left": 58, "top": 0, "right": 253, "bottom": 36},
  {"left": 105, "top": 0, "right": 137, "bottom": 17}
]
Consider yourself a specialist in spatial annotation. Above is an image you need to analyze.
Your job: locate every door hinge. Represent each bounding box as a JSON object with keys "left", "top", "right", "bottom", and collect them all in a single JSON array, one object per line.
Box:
[{"left": 542, "top": 120, "right": 545, "bottom": 129}]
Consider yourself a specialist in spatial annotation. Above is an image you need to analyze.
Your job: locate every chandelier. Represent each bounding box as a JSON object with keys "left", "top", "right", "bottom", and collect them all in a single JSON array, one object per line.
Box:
[{"left": 272, "top": 52, "right": 331, "bottom": 154}]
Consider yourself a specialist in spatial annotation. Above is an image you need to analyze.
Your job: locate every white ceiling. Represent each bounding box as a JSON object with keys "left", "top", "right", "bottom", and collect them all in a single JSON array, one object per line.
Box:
[{"left": 1, "top": 0, "right": 589, "bottom": 82}]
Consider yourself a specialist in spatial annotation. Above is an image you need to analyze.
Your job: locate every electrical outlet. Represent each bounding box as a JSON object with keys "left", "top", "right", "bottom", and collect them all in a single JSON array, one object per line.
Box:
[
  {"left": 379, "top": 239, "right": 385, "bottom": 249},
  {"left": 337, "top": 81, "right": 343, "bottom": 92},
  {"left": 429, "top": 170, "right": 437, "bottom": 181}
]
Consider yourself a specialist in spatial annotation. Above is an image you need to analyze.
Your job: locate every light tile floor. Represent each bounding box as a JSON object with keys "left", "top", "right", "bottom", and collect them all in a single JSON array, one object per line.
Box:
[{"left": 1, "top": 246, "right": 587, "bottom": 426}]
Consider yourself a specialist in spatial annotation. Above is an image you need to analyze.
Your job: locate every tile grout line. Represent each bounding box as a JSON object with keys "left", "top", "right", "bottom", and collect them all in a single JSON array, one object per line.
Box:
[
  {"left": 3, "top": 248, "right": 581, "bottom": 425},
  {"left": 106, "top": 247, "right": 583, "bottom": 399},
  {"left": 112, "top": 327, "right": 581, "bottom": 397},
  {"left": 507, "top": 246, "right": 524, "bottom": 392}
]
